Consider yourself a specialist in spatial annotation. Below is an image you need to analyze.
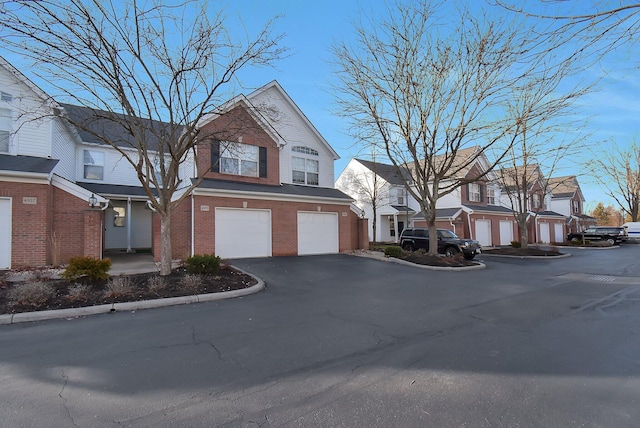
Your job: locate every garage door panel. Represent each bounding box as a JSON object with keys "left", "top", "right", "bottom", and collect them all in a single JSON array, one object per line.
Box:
[
  {"left": 0, "top": 198, "right": 11, "bottom": 269},
  {"left": 475, "top": 219, "right": 491, "bottom": 247},
  {"left": 215, "top": 208, "right": 271, "bottom": 259},
  {"left": 298, "top": 212, "right": 339, "bottom": 255},
  {"left": 499, "top": 220, "right": 514, "bottom": 246}
]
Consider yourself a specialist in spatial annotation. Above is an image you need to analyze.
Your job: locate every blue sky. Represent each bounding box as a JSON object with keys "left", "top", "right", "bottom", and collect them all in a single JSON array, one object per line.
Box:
[
  {"left": 218, "top": 0, "right": 640, "bottom": 211},
  {"left": 4, "top": 0, "right": 639, "bottom": 211}
]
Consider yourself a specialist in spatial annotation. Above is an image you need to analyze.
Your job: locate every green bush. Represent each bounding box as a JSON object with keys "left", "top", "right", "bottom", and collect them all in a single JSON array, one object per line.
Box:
[
  {"left": 61, "top": 256, "right": 112, "bottom": 281},
  {"left": 510, "top": 240, "right": 521, "bottom": 248},
  {"left": 384, "top": 246, "right": 403, "bottom": 258},
  {"left": 185, "top": 254, "right": 221, "bottom": 274}
]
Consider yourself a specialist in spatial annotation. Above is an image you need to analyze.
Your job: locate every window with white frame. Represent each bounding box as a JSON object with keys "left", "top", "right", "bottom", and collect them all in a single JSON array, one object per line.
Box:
[
  {"left": 0, "top": 108, "right": 11, "bottom": 153},
  {"left": 0, "top": 92, "right": 12, "bottom": 102},
  {"left": 220, "top": 141, "right": 259, "bottom": 177},
  {"left": 469, "top": 183, "right": 481, "bottom": 202},
  {"left": 395, "top": 188, "right": 405, "bottom": 205},
  {"left": 487, "top": 186, "right": 495, "bottom": 205},
  {"left": 572, "top": 200, "right": 580, "bottom": 213},
  {"left": 83, "top": 150, "right": 104, "bottom": 180},
  {"left": 292, "top": 146, "right": 319, "bottom": 185},
  {"left": 532, "top": 193, "right": 541, "bottom": 209}
]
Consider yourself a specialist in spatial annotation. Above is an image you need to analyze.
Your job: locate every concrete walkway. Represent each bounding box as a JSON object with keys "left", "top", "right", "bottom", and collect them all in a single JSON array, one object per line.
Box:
[{"left": 105, "top": 252, "right": 159, "bottom": 275}]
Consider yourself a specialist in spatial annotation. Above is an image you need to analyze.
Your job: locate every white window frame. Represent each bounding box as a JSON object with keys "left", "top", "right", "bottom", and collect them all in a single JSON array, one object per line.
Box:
[
  {"left": 220, "top": 141, "right": 259, "bottom": 177},
  {"left": 573, "top": 200, "right": 579, "bottom": 214},
  {"left": 396, "top": 188, "right": 405, "bottom": 205},
  {"left": 0, "top": 108, "right": 11, "bottom": 153},
  {"left": 532, "top": 193, "right": 541, "bottom": 209},
  {"left": 292, "top": 146, "right": 319, "bottom": 186},
  {"left": 487, "top": 186, "right": 495, "bottom": 205},
  {"left": 83, "top": 149, "right": 105, "bottom": 180},
  {"left": 469, "top": 183, "right": 481, "bottom": 202}
]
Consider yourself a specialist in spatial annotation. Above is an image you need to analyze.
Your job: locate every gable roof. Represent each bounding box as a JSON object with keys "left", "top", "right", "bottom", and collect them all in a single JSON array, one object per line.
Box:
[
  {"left": 355, "top": 159, "right": 412, "bottom": 185},
  {"left": 0, "top": 56, "right": 55, "bottom": 107},
  {"left": 498, "top": 164, "right": 545, "bottom": 192},
  {"left": 59, "top": 103, "right": 180, "bottom": 152},
  {"left": 548, "top": 175, "right": 581, "bottom": 199},
  {"left": 247, "top": 81, "right": 340, "bottom": 159}
]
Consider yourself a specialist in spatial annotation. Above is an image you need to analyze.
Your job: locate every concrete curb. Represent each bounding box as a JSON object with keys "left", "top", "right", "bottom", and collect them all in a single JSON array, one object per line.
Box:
[
  {"left": 0, "top": 266, "right": 264, "bottom": 326},
  {"left": 347, "top": 251, "right": 486, "bottom": 271},
  {"left": 480, "top": 252, "right": 572, "bottom": 260}
]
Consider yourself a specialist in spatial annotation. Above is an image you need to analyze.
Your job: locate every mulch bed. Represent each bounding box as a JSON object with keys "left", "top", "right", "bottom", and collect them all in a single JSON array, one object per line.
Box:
[
  {"left": 399, "top": 253, "right": 480, "bottom": 267},
  {"left": 0, "top": 266, "right": 257, "bottom": 315},
  {"left": 482, "top": 247, "right": 563, "bottom": 257}
]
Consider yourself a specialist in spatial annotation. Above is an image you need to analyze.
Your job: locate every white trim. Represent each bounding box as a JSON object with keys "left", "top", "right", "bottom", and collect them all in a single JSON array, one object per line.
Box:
[
  {"left": 0, "top": 173, "right": 50, "bottom": 184},
  {"left": 193, "top": 187, "right": 352, "bottom": 205},
  {"left": 52, "top": 174, "right": 109, "bottom": 205},
  {"left": 0, "top": 196, "right": 12, "bottom": 269}
]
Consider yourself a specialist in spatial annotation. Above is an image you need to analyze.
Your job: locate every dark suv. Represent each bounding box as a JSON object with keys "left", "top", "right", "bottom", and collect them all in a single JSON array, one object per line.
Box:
[
  {"left": 567, "top": 227, "right": 627, "bottom": 244},
  {"left": 400, "top": 228, "right": 482, "bottom": 260}
]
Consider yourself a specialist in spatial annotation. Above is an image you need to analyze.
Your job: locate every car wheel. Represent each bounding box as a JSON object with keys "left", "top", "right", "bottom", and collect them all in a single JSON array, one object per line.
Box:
[
  {"left": 606, "top": 238, "right": 615, "bottom": 245},
  {"left": 402, "top": 243, "right": 414, "bottom": 252},
  {"left": 444, "top": 247, "right": 459, "bottom": 257}
]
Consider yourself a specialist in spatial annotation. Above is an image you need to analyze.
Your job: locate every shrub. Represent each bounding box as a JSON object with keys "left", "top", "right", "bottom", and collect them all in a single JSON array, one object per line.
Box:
[
  {"left": 104, "top": 276, "right": 134, "bottom": 299},
  {"left": 185, "top": 254, "right": 221, "bottom": 275},
  {"left": 147, "top": 275, "right": 168, "bottom": 295},
  {"left": 179, "top": 274, "right": 204, "bottom": 293},
  {"left": 8, "top": 282, "right": 56, "bottom": 307},
  {"left": 61, "top": 257, "right": 112, "bottom": 281},
  {"left": 510, "top": 240, "right": 521, "bottom": 248},
  {"left": 66, "top": 283, "right": 92, "bottom": 303},
  {"left": 384, "top": 246, "right": 403, "bottom": 258}
]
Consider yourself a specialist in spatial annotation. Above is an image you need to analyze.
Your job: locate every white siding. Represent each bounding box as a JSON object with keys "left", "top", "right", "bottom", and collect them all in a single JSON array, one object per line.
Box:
[
  {"left": 0, "top": 65, "right": 53, "bottom": 158},
  {"left": 249, "top": 85, "right": 336, "bottom": 187},
  {"left": 51, "top": 118, "right": 77, "bottom": 180},
  {"left": 549, "top": 198, "right": 570, "bottom": 217}
]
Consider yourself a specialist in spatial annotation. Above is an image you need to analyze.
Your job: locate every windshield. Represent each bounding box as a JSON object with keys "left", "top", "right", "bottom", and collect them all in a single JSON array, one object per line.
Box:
[{"left": 438, "top": 229, "right": 459, "bottom": 239}]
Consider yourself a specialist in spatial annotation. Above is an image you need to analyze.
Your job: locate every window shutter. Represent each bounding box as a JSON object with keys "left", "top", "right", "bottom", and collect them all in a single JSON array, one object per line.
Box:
[
  {"left": 259, "top": 146, "right": 267, "bottom": 178},
  {"left": 210, "top": 140, "right": 220, "bottom": 172},
  {"left": 466, "top": 184, "right": 470, "bottom": 202}
]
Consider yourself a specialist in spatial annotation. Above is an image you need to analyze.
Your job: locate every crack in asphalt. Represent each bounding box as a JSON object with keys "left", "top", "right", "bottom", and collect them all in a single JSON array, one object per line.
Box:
[{"left": 58, "top": 369, "right": 79, "bottom": 428}]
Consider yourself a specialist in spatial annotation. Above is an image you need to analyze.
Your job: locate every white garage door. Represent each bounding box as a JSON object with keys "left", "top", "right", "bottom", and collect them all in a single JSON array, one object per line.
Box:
[
  {"left": 475, "top": 219, "right": 492, "bottom": 247},
  {"left": 0, "top": 198, "right": 10, "bottom": 269},
  {"left": 539, "top": 222, "right": 551, "bottom": 244},
  {"left": 499, "top": 220, "right": 514, "bottom": 246},
  {"left": 215, "top": 208, "right": 271, "bottom": 259},
  {"left": 554, "top": 223, "right": 564, "bottom": 243},
  {"left": 298, "top": 212, "right": 339, "bottom": 255}
]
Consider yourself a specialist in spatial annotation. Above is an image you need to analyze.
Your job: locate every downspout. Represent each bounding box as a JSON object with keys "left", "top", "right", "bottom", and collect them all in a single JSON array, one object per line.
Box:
[
  {"left": 126, "top": 197, "right": 132, "bottom": 253},
  {"left": 467, "top": 208, "right": 474, "bottom": 240},
  {"left": 449, "top": 216, "right": 456, "bottom": 235},
  {"left": 191, "top": 192, "right": 195, "bottom": 257}
]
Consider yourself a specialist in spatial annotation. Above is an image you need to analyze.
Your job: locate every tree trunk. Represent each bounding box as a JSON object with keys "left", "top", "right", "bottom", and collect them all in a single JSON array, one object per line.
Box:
[
  {"left": 425, "top": 206, "right": 438, "bottom": 256},
  {"left": 372, "top": 206, "right": 377, "bottom": 246},
  {"left": 517, "top": 213, "right": 529, "bottom": 249},
  {"left": 159, "top": 212, "right": 172, "bottom": 276}
]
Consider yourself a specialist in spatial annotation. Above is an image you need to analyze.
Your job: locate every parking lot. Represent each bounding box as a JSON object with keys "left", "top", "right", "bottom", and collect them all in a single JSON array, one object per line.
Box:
[{"left": 1, "top": 245, "right": 640, "bottom": 427}]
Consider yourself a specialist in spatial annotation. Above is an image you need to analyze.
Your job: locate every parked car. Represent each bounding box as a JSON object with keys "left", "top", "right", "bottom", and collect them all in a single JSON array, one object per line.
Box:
[
  {"left": 623, "top": 222, "right": 640, "bottom": 242},
  {"left": 400, "top": 228, "right": 482, "bottom": 260},
  {"left": 567, "top": 227, "right": 627, "bottom": 244}
]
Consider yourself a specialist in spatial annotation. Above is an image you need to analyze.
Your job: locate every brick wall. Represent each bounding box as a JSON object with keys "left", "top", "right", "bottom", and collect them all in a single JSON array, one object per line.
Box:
[
  {"left": 0, "top": 181, "right": 51, "bottom": 267},
  {"left": 196, "top": 106, "right": 281, "bottom": 185}
]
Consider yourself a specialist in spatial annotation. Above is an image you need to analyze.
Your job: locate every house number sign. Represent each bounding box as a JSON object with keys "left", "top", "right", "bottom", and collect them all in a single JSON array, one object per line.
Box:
[{"left": 22, "top": 197, "right": 37, "bottom": 205}]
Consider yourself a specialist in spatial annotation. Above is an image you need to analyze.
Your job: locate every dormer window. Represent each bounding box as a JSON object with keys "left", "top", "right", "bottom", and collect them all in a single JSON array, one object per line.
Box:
[
  {"left": 487, "top": 186, "right": 495, "bottom": 205},
  {"left": 469, "top": 183, "right": 481, "bottom": 202},
  {"left": 573, "top": 200, "right": 580, "bottom": 214},
  {"left": 292, "top": 146, "right": 319, "bottom": 186},
  {"left": 210, "top": 140, "right": 267, "bottom": 178},
  {"left": 532, "top": 193, "right": 541, "bottom": 209}
]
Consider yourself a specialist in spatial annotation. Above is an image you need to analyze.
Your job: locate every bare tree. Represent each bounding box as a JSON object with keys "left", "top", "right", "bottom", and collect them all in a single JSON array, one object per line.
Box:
[
  {"left": 331, "top": 0, "right": 573, "bottom": 255},
  {"left": 493, "top": 65, "right": 589, "bottom": 248},
  {"left": 590, "top": 141, "right": 640, "bottom": 222},
  {"left": 336, "top": 160, "right": 390, "bottom": 245},
  {"left": 0, "top": 0, "right": 286, "bottom": 275}
]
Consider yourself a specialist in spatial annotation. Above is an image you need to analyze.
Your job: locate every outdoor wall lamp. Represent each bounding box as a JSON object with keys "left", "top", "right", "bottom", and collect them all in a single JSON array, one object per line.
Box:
[{"left": 88, "top": 193, "right": 98, "bottom": 208}]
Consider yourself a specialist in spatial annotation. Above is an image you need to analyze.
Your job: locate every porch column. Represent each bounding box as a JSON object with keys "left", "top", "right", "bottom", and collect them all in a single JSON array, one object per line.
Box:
[
  {"left": 126, "top": 197, "right": 132, "bottom": 253},
  {"left": 393, "top": 214, "right": 399, "bottom": 243}
]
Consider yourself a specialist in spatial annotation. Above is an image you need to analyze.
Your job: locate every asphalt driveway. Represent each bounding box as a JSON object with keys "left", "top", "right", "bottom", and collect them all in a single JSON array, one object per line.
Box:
[{"left": 1, "top": 246, "right": 640, "bottom": 427}]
